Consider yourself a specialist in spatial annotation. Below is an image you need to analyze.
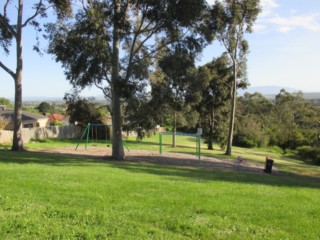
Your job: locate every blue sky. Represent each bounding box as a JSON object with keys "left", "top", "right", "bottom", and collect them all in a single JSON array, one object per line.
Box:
[{"left": 1, "top": 0, "right": 320, "bottom": 100}]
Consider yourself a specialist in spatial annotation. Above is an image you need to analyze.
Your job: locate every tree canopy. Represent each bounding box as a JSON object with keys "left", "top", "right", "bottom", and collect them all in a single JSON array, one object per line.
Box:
[{"left": 48, "top": 0, "right": 208, "bottom": 159}]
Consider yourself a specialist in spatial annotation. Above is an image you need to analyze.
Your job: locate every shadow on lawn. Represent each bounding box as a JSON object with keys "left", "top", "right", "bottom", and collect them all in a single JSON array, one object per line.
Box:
[
  {"left": 0, "top": 149, "right": 103, "bottom": 166},
  {"left": 112, "top": 157, "right": 320, "bottom": 189},
  {"left": 0, "top": 149, "right": 319, "bottom": 189}
]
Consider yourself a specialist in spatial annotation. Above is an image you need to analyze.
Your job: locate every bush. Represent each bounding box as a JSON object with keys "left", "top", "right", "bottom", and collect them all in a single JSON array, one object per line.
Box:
[
  {"left": 267, "top": 146, "right": 284, "bottom": 154},
  {"left": 234, "top": 134, "right": 256, "bottom": 148},
  {"left": 0, "top": 117, "right": 9, "bottom": 129},
  {"left": 296, "top": 146, "right": 320, "bottom": 165},
  {"left": 52, "top": 120, "right": 64, "bottom": 126}
]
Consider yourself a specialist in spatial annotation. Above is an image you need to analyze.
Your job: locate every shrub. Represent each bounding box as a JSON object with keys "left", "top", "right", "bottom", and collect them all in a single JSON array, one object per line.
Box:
[
  {"left": 296, "top": 146, "right": 320, "bottom": 165},
  {"left": 267, "top": 146, "right": 284, "bottom": 154},
  {"left": 52, "top": 120, "right": 64, "bottom": 126},
  {"left": 0, "top": 117, "right": 9, "bottom": 129},
  {"left": 234, "top": 134, "right": 256, "bottom": 148}
]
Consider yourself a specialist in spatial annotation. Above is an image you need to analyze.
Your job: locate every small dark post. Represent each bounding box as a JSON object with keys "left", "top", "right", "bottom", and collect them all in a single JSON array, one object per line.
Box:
[{"left": 264, "top": 157, "right": 274, "bottom": 173}]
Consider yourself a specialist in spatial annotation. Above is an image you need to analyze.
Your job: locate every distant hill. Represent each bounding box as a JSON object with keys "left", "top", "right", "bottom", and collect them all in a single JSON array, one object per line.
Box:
[
  {"left": 22, "top": 96, "right": 64, "bottom": 102},
  {"left": 21, "top": 95, "right": 105, "bottom": 103},
  {"left": 7, "top": 86, "right": 320, "bottom": 102},
  {"left": 239, "top": 85, "right": 320, "bottom": 99},
  {"left": 239, "top": 85, "right": 299, "bottom": 95},
  {"left": 303, "top": 92, "right": 320, "bottom": 99}
]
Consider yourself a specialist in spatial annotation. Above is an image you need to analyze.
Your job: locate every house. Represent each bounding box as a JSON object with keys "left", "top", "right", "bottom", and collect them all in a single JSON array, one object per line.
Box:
[{"left": 0, "top": 105, "right": 49, "bottom": 130}]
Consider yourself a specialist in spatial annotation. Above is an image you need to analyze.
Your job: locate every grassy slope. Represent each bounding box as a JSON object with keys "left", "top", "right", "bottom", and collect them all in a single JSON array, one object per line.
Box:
[{"left": 0, "top": 136, "right": 319, "bottom": 239}]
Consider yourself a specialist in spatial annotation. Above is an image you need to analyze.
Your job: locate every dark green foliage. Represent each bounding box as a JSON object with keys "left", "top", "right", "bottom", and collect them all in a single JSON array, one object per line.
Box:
[
  {"left": 235, "top": 93, "right": 273, "bottom": 148},
  {"left": 64, "top": 91, "right": 102, "bottom": 127},
  {"left": 47, "top": 0, "right": 207, "bottom": 99},
  {"left": 36, "top": 102, "right": 54, "bottom": 115},
  {"left": 0, "top": 97, "right": 11, "bottom": 106},
  {"left": 0, "top": 15, "right": 13, "bottom": 55},
  {"left": 235, "top": 90, "right": 320, "bottom": 152},
  {"left": 297, "top": 146, "right": 320, "bottom": 165},
  {"left": 235, "top": 115, "right": 269, "bottom": 148},
  {"left": 47, "top": 3, "right": 113, "bottom": 92},
  {"left": 197, "top": 54, "right": 232, "bottom": 150},
  {"left": 150, "top": 46, "right": 201, "bottom": 141},
  {"left": 123, "top": 94, "right": 157, "bottom": 136},
  {"left": 273, "top": 90, "right": 320, "bottom": 151}
]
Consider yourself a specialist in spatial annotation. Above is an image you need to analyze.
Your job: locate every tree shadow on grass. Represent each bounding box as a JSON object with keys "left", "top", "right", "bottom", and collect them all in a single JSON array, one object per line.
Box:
[
  {"left": 0, "top": 149, "right": 103, "bottom": 166},
  {"left": 112, "top": 155, "right": 320, "bottom": 189},
  {"left": 0, "top": 149, "right": 319, "bottom": 189}
]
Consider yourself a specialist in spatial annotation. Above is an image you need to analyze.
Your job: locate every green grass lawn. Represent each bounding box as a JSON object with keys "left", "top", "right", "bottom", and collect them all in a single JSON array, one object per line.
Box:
[{"left": 1, "top": 136, "right": 319, "bottom": 239}]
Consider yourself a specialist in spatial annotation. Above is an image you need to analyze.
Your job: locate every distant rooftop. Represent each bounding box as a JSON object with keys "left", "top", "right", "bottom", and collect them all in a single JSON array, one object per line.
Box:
[{"left": 0, "top": 106, "right": 48, "bottom": 121}]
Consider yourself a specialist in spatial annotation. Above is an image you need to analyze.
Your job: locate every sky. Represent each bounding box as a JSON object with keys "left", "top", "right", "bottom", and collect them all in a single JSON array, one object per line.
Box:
[{"left": 1, "top": 0, "right": 320, "bottom": 100}]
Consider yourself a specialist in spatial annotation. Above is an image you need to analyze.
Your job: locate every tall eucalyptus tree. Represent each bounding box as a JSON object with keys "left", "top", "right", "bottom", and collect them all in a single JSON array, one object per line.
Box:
[
  {"left": 48, "top": 0, "right": 207, "bottom": 159},
  {"left": 206, "top": 0, "right": 260, "bottom": 155},
  {"left": 0, "top": 0, "right": 70, "bottom": 151}
]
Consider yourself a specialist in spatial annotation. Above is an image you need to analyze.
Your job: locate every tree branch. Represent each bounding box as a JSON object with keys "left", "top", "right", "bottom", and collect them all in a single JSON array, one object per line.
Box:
[
  {"left": 22, "top": 0, "right": 45, "bottom": 28},
  {"left": 143, "top": 28, "right": 189, "bottom": 60},
  {"left": 0, "top": 60, "right": 16, "bottom": 79},
  {"left": 93, "top": 79, "right": 111, "bottom": 100},
  {"left": 3, "top": 0, "right": 10, "bottom": 18},
  {"left": 124, "top": 13, "right": 148, "bottom": 82}
]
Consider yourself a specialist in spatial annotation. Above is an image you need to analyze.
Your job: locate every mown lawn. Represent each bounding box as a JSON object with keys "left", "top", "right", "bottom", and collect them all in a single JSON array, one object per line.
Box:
[{"left": 0, "top": 145, "right": 320, "bottom": 239}]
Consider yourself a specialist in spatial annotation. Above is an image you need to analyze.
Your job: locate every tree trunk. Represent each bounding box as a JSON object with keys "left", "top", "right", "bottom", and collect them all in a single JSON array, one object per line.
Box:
[
  {"left": 207, "top": 111, "right": 214, "bottom": 150},
  {"left": 225, "top": 63, "right": 237, "bottom": 156},
  {"left": 11, "top": 0, "right": 24, "bottom": 151},
  {"left": 111, "top": 0, "right": 124, "bottom": 160},
  {"left": 172, "top": 110, "right": 177, "bottom": 148}
]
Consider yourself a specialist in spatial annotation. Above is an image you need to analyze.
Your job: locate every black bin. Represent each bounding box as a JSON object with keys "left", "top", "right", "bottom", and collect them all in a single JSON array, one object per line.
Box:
[{"left": 264, "top": 157, "right": 274, "bottom": 173}]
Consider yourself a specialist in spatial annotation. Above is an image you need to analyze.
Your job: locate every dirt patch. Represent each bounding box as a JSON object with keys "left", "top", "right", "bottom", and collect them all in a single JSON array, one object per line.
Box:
[{"left": 31, "top": 146, "right": 277, "bottom": 174}]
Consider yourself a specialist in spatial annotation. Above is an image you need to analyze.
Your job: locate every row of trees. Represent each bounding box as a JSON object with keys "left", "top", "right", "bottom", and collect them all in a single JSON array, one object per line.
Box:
[
  {"left": 1, "top": 0, "right": 261, "bottom": 159},
  {"left": 236, "top": 90, "right": 320, "bottom": 151}
]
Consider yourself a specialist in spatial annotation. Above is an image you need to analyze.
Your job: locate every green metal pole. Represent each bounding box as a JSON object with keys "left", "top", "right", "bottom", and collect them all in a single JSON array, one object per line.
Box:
[
  {"left": 198, "top": 135, "right": 201, "bottom": 160},
  {"left": 122, "top": 139, "right": 130, "bottom": 151},
  {"left": 159, "top": 133, "right": 162, "bottom": 154},
  {"left": 196, "top": 136, "right": 199, "bottom": 159},
  {"left": 75, "top": 124, "right": 89, "bottom": 150},
  {"left": 85, "top": 123, "right": 91, "bottom": 149}
]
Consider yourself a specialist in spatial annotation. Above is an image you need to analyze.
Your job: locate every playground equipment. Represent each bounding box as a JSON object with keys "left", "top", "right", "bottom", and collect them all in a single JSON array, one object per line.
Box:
[
  {"left": 75, "top": 123, "right": 111, "bottom": 150},
  {"left": 159, "top": 129, "right": 202, "bottom": 159},
  {"left": 75, "top": 123, "right": 130, "bottom": 151}
]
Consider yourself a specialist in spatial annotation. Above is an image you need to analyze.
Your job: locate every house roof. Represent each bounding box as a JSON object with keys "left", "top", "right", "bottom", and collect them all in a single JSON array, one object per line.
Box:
[
  {"left": 48, "top": 114, "right": 67, "bottom": 123},
  {"left": 0, "top": 108, "right": 48, "bottom": 122}
]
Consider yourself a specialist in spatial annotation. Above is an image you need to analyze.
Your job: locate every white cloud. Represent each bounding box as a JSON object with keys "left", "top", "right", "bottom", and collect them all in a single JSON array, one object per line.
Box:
[
  {"left": 206, "top": 0, "right": 320, "bottom": 34},
  {"left": 255, "top": 0, "right": 320, "bottom": 33},
  {"left": 260, "top": 0, "right": 279, "bottom": 17},
  {"left": 267, "top": 14, "right": 320, "bottom": 32},
  {"left": 253, "top": 24, "right": 267, "bottom": 32}
]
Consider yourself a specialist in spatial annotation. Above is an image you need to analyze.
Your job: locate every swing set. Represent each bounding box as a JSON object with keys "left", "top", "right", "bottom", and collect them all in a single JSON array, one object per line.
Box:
[{"left": 75, "top": 123, "right": 129, "bottom": 151}]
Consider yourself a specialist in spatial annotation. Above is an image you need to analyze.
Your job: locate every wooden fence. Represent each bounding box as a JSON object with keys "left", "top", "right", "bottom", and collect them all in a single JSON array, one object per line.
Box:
[{"left": 0, "top": 125, "right": 82, "bottom": 144}]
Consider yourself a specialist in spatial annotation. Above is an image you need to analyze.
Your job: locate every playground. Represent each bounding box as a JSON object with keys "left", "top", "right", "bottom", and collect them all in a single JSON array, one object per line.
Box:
[
  {"left": 25, "top": 126, "right": 275, "bottom": 174},
  {"left": 33, "top": 145, "right": 268, "bottom": 174}
]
